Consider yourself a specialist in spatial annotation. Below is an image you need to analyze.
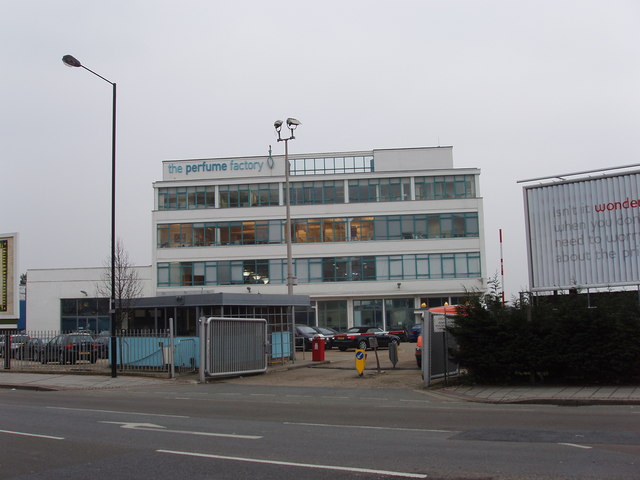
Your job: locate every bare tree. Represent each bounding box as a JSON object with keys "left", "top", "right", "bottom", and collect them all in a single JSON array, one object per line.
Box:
[{"left": 96, "top": 239, "right": 143, "bottom": 330}]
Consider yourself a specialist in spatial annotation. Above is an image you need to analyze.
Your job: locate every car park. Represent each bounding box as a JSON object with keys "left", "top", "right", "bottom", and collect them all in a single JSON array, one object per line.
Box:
[
  {"left": 333, "top": 327, "right": 400, "bottom": 351},
  {"left": 40, "top": 333, "right": 100, "bottom": 364}
]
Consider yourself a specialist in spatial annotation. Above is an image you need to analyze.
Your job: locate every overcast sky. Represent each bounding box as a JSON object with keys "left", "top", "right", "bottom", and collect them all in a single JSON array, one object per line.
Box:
[{"left": 2, "top": 0, "right": 639, "bottom": 299}]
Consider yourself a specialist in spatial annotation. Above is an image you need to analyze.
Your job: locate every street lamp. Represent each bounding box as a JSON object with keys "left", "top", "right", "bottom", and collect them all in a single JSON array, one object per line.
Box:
[
  {"left": 62, "top": 54, "right": 118, "bottom": 378},
  {"left": 274, "top": 118, "right": 301, "bottom": 296}
]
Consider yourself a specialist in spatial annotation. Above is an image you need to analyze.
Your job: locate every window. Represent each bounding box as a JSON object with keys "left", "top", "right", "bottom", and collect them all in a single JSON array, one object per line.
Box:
[
  {"left": 157, "top": 252, "right": 481, "bottom": 286},
  {"left": 353, "top": 299, "right": 383, "bottom": 328},
  {"left": 219, "top": 183, "right": 279, "bottom": 208},
  {"left": 348, "top": 177, "right": 409, "bottom": 203},
  {"left": 415, "top": 175, "right": 476, "bottom": 200},
  {"left": 289, "top": 180, "right": 345, "bottom": 205},
  {"left": 157, "top": 213, "right": 478, "bottom": 249},
  {"left": 290, "top": 155, "right": 374, "bottom": 175}
]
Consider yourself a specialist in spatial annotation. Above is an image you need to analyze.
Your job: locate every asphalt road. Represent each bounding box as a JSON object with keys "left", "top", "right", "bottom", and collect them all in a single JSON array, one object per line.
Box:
[{"left": 1, "top": 380, "right": 639, "bottom": 480}]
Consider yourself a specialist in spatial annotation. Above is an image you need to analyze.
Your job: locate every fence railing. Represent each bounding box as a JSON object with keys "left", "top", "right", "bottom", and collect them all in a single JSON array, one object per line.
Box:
[{"left": 1, "top": 329, "right": 197, "bottom": 377}]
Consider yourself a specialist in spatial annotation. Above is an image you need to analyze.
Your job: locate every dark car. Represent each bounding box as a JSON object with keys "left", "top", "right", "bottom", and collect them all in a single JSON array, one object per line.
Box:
[
  {"left": 25, "top": 337, "right": 50, "bottom": 361},
  {"left": 93, "top": 332, "right": 110, "bottom": 359},
  {"left": 40, "top": 333, "right": 100, "bottom": 364},
  {"left": 0, "top": 334, "right": 30, "bottom": 359},
  {"left": 333, "top": 327, "right": 400, "bottom": 351},
  {"left": 408, "top": 324, "right": 422, "bottom": 342},
  {"left": 311, "top": 326, "right": 338, "bottom": 350},
  {"left": 294, "top": 325, "right": 319, "bottom": 350},
  {"left": 386, "top": 326, "right": 408, "bottom": 342}
]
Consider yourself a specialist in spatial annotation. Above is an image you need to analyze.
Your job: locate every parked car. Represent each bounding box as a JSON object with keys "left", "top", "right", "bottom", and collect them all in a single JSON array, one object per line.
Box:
[
  {"left": 25, "top": 337, "right": 50, "bottom": 361},
  {"left": 0, "top": 334, "right": 30, "bottom": 359},
  {"left": 93, "top": 332, "right": 110, "bottom": 359},
  {"left": 408, "top": 324, "right": 422, "bottom": 342},
  {"left": 333, "top": 327, "right": 400, "bottom": 351},
  {"left": 386, "top": 326, "right": 408, "bottom": 342},
  {"left": 40, "top": 333, "right": 100, "bottom": 364},
  {"left": 294, "top": 325, "right": 320, "bottom": 350},
  {"left": 311, "top": 326, "right": 338, "bottom": 350}
]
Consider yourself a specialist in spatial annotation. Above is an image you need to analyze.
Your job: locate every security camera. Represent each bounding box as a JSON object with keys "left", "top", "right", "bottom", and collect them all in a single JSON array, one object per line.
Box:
[{"left": 286, "top": 118, "right": 301, "bottom": 128}]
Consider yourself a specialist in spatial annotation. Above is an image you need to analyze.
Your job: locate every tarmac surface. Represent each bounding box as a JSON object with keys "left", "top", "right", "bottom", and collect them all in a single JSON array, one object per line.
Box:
[{"left": 2, "top": 343, "right": 640, "bottom": 405}]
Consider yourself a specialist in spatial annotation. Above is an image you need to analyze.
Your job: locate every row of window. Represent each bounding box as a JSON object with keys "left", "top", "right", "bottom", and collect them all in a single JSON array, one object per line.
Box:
[
  {"left": 156, "top": 252, "right": 481, "bottom": 287},
  {"left": 157, "top": 213, "right": 480, "bottom": 248},
  {"left": 289, "top": 155, "right": 374, "bottom": 175},
  {"left": 157, "top": 175, "right": 476, "bottom": 210},
  {"left": 299, "top": 296, "right": 461, "bottom": 332}
]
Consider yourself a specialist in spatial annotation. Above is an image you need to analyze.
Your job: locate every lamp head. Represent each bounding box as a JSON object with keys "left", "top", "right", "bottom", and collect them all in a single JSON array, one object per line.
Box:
[
  {"left": 62, "top": 55, "right": 82, "bottom": 68},
  {"left": 274, "top": 120, "right": 283, "bottom": 132},
  {"left": 286, "top": 117, "right": 301, "bottom": 130}
]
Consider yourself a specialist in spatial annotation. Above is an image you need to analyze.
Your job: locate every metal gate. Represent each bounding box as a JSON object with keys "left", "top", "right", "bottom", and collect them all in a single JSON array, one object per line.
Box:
[{"left": 199, "top": 317, "right": 267, "bottom": 380}]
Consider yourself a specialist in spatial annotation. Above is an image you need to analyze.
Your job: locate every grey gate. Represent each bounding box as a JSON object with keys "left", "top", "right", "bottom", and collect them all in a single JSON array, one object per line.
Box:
[{"left": 199, "top": 317, "right": 267, "bottom": 381}]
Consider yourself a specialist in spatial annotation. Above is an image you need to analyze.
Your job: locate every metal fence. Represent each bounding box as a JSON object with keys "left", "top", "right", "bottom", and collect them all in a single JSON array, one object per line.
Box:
[
  {"left": 1, "top": 329, "right": 196, "bottom": 377},
  {"left": 1, "top": 330, "right": 109, "bottom": 374}
]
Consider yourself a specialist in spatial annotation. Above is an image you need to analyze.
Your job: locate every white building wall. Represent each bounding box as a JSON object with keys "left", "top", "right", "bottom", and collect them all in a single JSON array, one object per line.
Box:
[{"left": 27, "top": 266, "right": 152, "bottom": 331}]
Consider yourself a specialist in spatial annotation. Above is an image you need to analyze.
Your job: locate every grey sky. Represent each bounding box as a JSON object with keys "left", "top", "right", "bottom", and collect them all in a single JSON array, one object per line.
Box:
[{"left": 2, "top": 0, "right": 639, "bottom": 299}]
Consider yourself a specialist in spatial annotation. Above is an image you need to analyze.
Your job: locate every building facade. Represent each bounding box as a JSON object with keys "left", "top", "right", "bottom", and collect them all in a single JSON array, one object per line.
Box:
[{"left": 152, "top": 146, "right": 486, "bottom": 333}]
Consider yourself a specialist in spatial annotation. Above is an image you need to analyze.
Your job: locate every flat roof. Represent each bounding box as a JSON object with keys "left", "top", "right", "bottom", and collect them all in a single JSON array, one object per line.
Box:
[{"left": 131, "top": 292, "right": 310, "bottom": 308}]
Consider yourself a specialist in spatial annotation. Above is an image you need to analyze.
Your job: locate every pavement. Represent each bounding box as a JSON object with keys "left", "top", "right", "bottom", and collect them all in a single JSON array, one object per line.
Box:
[{"left": 2, "top": 343, "right": 640, "bottom": 405}]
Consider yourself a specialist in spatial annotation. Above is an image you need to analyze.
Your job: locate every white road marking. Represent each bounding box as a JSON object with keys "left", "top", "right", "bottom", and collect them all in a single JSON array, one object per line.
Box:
[
  {"left": 100, "top": 421, "right": 262, "bottom": 439},
  {"left": 157, "top": 449, "right": 428, "bottom": 478},
  {"left": 0, "top": 429, "right": 64, "bottom": 440},
  {"left": 284, "top": 421, "right": 454, "bottom": 433},
  {"left": 47, "top": 406, "right": 189, "bottom": 418},
  {"left": 558, "top": 443, "right": 592, "bottom": 449}
]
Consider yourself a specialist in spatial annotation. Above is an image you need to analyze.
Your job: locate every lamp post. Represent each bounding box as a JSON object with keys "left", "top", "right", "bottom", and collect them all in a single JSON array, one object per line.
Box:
[
  {"left": 62, "top": 54, "right": 118, "bottom": 378},
  {"left": 273, "top": 118, "right": 301, "bottom": 295}
]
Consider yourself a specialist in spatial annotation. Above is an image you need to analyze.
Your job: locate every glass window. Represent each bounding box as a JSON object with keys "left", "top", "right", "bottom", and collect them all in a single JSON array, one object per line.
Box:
[
  {"left": 61, "top": 299, "right": 77, "bottom": 316},
  {"left": 384, "top": 298, "right": 413, "bottom": 332},
  {"left": 442, "top": 255, "right": 456, "bottom": 278},
  {"left": 353, "top": 299, "right": 383, "bottom": 328},
  {"left": 317, "top": 300, "right": 348, "bottom": 332},
  {"left": 158, "top": 225, "right": 169, "bottom": 247},
  {"left": 415, "top": 175, "right": 476, "bottom": 200},
  {"left": 350, "top": 217, "right": 374, "bottom": 241},
  {"left": 389, "top": 256, "right": 403, "bottom": 279}
]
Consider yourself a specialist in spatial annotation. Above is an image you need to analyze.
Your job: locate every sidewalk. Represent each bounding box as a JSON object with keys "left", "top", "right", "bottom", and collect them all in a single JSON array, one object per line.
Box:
[
  {"left": 2, "top": 344, "right": 640, "bottom": 405},
  {"left": 0, "top": 371, "right": 186, "bottom": 391},
  {"left": 437, "top": 384, "right": 640, "bottom": 405}
]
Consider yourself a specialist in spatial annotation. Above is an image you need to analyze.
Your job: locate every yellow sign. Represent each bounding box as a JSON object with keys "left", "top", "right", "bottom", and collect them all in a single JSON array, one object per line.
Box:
[
  {"left": 0, "top": 234, "right": 16, "bottom": 318},
  {"left": 355, "top": 349, "right": 366, "bottom": 376}
]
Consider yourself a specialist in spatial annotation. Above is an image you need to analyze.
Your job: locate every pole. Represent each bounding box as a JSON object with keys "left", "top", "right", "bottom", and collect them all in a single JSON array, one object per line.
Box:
[
  {"left": 62, "top": 56, "right": 118, "bottom": 377},
  {"left": 110, "top": 82, "right": 118, "bottom": 378},
  {"left": 499, "top": 228, "right": 505, "bottom": 305},
  {"left": 284, "top": 139, "right": 293, "bottom": 296}
]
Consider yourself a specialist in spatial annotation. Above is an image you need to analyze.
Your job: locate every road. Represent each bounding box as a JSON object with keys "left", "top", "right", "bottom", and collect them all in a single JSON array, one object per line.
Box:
[{"left": 1, "top": 382, "right": 639, "bottom": 479}]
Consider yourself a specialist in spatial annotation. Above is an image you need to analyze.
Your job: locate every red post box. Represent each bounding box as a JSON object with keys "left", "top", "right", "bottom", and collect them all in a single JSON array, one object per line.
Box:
[{"left": 312, "top": 336, "right": 325, "bottom": 361}]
